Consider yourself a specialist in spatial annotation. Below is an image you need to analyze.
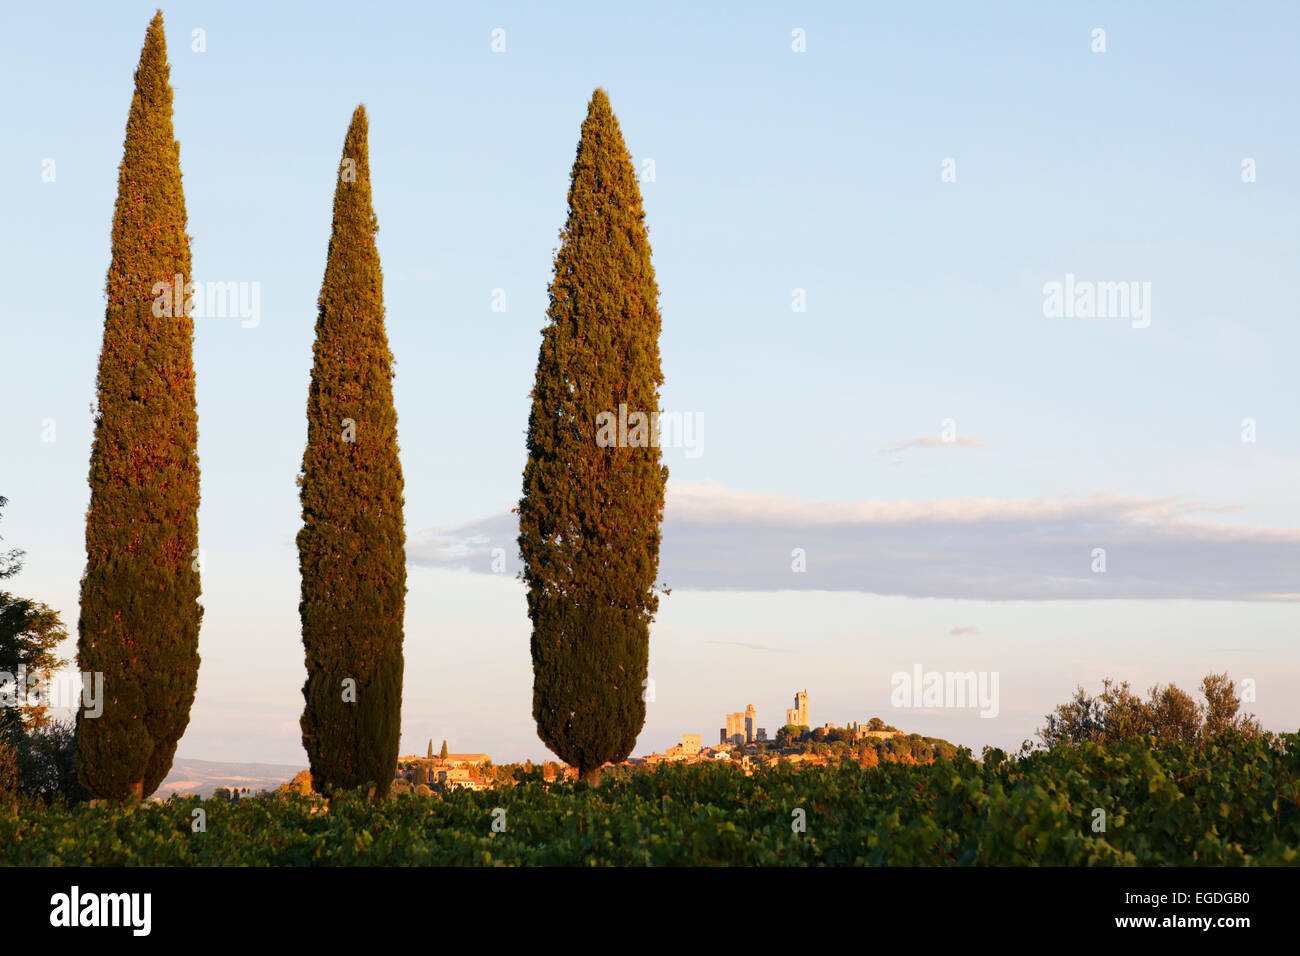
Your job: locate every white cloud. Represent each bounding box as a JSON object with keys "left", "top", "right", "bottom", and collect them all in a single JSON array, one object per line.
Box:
[{"left": 408, "top": 480, "right": 1300, "bottom": 601}]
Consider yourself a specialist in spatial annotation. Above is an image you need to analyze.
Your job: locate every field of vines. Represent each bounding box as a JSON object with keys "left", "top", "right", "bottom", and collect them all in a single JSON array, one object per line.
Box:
[{"left": 3, "top": 733, "right": 1298, "bottom": 865}]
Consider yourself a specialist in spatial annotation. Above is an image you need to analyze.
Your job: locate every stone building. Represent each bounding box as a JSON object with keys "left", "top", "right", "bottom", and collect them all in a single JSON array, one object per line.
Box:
[
  {"left": 785, "top": 689, "right": 810, "bottom": 728},
  {"left": 721, "top": 707, "right": 757, "bottom": 745},
  {"left": 721, "top": 711, "right": 741, "bottom": 745},
  {"left": 667, "top": 734, "right": 702, "bottom": 761}
]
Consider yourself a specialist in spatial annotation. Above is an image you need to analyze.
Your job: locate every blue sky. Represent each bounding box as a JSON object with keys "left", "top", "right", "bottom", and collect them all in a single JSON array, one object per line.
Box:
[{"left": 1, "top": 1, "right": 1297, "bottom": 764}]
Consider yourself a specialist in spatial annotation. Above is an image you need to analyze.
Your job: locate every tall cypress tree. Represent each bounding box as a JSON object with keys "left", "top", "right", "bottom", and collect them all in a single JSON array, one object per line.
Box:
[
  {"left": 519, "top": 89, "right": 667, "bottom": 786},
  {"left": 76, "top": 11, "right": 202, "bottom": 803},
  {"left": 298, "top": 105, "right": 406, "bottom": 798}
]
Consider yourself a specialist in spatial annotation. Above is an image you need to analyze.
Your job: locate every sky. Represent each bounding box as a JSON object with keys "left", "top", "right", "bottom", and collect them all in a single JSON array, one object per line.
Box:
[{"left": 1, "top": 1, "right": 1297, "bottom": 765}]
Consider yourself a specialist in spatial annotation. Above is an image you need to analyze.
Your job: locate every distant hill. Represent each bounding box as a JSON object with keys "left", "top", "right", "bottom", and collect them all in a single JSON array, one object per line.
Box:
[{"left": 155, "top": 759, "right": 305, "bottom": 800}]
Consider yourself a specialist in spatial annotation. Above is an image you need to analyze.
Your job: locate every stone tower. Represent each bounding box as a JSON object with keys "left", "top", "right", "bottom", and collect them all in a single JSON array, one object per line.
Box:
[
  {"left": 723, "top": 711, "right": 745, "bottom": 745},
  {"left": 744, "top": 704, "right": 756, "bottom": 743},
  {"left": 785, "top": 689, "right": 809, "bottom": 728}
]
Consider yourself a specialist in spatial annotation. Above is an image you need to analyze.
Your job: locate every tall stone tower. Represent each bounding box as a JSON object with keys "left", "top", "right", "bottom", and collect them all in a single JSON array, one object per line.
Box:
[
  {"left": 723, "top": 711, "right": 745, "bottom": 745},
  {"left": 744, "top": 704, "right": 756, "bottom": 743},
  {"left": 785, "top": 689, "right": 809, "bottom": 728}
]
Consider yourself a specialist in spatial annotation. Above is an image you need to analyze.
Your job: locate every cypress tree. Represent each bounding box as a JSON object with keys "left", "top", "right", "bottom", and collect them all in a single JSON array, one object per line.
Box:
[
  {"left": 518, "top": 89, "right": 667, "bottom": 786},
  {"left": 76, "top": 11, "right": 202, "bottom": 803},
  {"left": 439, "top": 739, "right": 448, "bottom": 761},
  {"left": 298, "top": 105, "right": 405, "bottom": 799}
]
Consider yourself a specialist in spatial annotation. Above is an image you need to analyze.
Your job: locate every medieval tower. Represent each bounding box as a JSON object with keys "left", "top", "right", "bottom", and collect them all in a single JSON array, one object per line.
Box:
[{"left": 785, "top": 689, "right": 809, "bottom": 728}]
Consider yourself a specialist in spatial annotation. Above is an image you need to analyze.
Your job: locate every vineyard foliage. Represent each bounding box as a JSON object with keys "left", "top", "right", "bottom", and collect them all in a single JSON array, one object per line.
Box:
[{"left": 3, "top": 733, "right": 1297, "bottom": 866}]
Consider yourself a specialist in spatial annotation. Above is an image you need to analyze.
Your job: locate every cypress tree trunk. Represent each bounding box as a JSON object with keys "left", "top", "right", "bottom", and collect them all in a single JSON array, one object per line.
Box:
[
  {"left": 76, "top": 11, "right": 202, "bottom": 803},
  {"left": 298, "top": 105, "right": 406, "bottom": 799},
  {"left": 519, "top": 89, "right": 667, "bottom": 785}
]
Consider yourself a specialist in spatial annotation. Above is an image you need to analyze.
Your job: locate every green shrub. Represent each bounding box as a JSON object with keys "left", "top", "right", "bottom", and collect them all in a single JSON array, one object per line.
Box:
[
  {"left": 1, "top": 732, "right": 1296, "bottom": 866},
  {"left": 12, "top": 719, "right": 91, "bottom": 804}
]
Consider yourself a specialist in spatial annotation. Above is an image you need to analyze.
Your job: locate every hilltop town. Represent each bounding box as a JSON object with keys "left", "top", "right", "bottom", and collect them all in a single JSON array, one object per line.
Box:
[
  {"left": 381, "top": 690, "right": 960, "bottom": 794},
  {"left": 627, "top": 689, "right": 956, "bottom": 776}
]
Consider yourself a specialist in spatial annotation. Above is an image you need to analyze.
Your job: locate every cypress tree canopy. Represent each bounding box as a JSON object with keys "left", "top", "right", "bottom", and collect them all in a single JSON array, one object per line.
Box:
[
  {"left": 298, "top": 105, "right": 406, "bottom": 798},
  {"left": 76, "top": 10, "right": 202, "bottom": 802},
  {"left": 519, "top": 89, "right": 667, "bottom": 785}
]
